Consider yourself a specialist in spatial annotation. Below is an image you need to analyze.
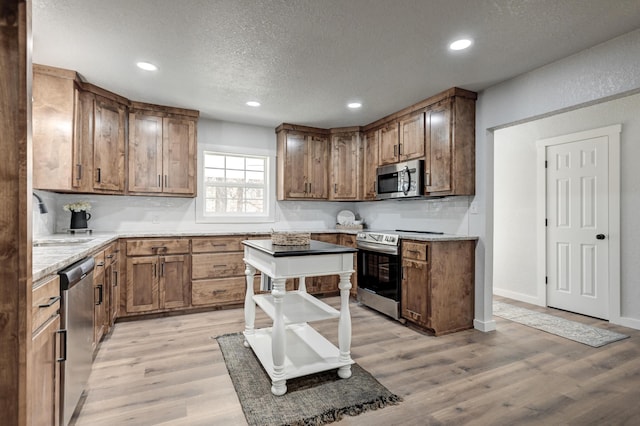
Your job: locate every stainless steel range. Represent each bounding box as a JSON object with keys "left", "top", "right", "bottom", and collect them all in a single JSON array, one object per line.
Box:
[{"left": 356, "top": 231, "right": 401, "bottom": 320}]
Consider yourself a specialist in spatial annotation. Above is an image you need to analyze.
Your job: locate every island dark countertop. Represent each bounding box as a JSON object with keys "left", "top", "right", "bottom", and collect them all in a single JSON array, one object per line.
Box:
[{"left": 242, "top": 239, "right": 356, "bottom": 257}]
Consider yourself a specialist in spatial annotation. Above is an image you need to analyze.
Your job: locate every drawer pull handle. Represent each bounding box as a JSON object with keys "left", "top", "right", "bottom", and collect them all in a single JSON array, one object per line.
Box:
[
  {"left": 212, "top": 264, "right": 226, "bottom": 268},
  {"left": 38, "top": 295, "right": 61, "bottom": 308}
]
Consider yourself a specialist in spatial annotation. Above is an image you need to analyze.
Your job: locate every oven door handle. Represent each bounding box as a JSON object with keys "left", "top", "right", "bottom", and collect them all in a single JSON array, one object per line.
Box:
[{"left": 357, "top": 241, "right": 399, "bottom": 255}]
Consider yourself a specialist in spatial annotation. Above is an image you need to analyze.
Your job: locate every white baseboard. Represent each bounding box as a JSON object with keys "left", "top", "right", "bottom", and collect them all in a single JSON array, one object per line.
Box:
[
  {"left": 493, "top": 288, "right": 544, "bottom": 306},
  {"left": 474, "top": 318, "right": 496, "bottom": 332},
  {"left": 611, "top": 315, "right": 640, "bottom": 331}
]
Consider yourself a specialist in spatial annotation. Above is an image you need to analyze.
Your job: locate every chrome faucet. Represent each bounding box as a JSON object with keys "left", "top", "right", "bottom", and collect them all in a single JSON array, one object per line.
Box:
[{"left": 33, "top": 192, "right": 48, "bottom": 214}]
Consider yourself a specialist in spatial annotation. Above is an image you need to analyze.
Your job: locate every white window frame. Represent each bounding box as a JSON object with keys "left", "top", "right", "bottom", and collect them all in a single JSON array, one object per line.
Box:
[{"left": 196, "top": 145, "right": 275, "bottom": 223}]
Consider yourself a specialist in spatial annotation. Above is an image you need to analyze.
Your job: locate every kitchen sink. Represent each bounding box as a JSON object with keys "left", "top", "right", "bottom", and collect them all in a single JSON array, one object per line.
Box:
[{"left": 33, "top": 238, "right": 95, "bottom": 247}]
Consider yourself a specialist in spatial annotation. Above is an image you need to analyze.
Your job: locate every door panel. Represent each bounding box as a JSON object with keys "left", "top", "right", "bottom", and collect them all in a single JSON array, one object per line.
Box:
[
  {"left": 126, "top": 256, "right": 159, "bottom": 312},
  {"left": 162, "top": 117, "right": 195, "bottom": 194},
  {"left": 546, "top": 136, "right": 609, "bottom": 319}
]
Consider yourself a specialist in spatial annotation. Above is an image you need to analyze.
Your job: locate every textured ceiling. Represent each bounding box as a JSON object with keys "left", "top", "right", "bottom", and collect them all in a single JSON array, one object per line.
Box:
[{"left": 32, "top": 0, "right": 640, "bottom": 129}]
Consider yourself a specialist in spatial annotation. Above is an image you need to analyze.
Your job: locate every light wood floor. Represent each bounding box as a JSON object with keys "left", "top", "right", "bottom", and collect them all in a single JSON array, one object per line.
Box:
[{"left": 72, "top": 296, "right": 640, "bottom": 425}]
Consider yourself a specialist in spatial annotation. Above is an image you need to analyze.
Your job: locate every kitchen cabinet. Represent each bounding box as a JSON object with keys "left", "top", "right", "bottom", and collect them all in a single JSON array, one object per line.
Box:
[
  {"left": 93, "top": 250, "right": 107, "bottom": 348},
  {"left": 424, "top": 97, "right": 475, "bottom": 196},
  {"left": 399, "top": 110, "right": 425, "bottom": 161},
  {"left": 339, "top": 233, "right": 358, "bottom": 297},
  {"left": 33, "top": 65, "right": 128, "bottom": 194},
  {"left": 305, "top": 234, "right": 340, "bottom": 294},
  {"left": 191, "top": 235, "right": 265, "bottom": 307},
  {"left": 361, "top": 129, "right": 379, "bottom": 200},
  {"left": 401, "top": 239, "right": 475, "bottom": 335},
  {"left": 32, "top": 65, "right": 83, "bottom": 192},
  {"left": 378, "top": 121, "right": 400, "bottom": 166},
  {"left": 329, "top": 128, "right": 361, "bottom": 200},
  {"left": 104, "top": 242, "right": 120, "bottom": 329},
  {"left": 276, "top": 124, "right": 329, "bottom": 200},
  {"left": 128, "top": 105, "right": 198, "bottom": 197},
  {"left": 124, "top": 239, "right": 191, "bottom": 314},
  {"left": 30, "top": 275, "right": 62, "bottom": 426}
]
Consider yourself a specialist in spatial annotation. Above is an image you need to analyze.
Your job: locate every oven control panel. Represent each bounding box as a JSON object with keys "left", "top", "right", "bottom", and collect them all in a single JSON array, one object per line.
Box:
[{"left": 356, "top": 232, "right": 399, "bottom": 246}]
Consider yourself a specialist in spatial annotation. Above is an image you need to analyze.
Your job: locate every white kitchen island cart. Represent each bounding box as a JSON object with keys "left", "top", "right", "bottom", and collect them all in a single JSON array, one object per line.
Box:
[{"left": 242, "top": 239, "right": 356, "bottom": 396}]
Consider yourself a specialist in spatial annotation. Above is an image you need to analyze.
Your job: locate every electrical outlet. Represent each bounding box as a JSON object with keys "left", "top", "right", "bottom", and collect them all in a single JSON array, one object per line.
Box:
[{"left": 469, "top": 201, "right": 479, "bottom": 215}]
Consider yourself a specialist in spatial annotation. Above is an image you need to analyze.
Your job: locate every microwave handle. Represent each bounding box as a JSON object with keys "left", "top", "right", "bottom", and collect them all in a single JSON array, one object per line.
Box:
[{"left": 401, "top": 165, "right": 411, "bottom": 195}]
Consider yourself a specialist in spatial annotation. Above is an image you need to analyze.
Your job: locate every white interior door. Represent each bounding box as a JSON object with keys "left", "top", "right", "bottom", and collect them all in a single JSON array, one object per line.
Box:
[{"left": 546, "top": 136, "right": 610, "bottom": 319}]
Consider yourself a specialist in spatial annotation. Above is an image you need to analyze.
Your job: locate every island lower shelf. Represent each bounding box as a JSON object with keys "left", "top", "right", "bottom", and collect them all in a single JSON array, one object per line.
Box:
[
  {"left": 253, "top": 290, "right": 340, "bottom": 324},
  {"left": 244, "top": 323, "right": 354, "bottom": 380}
]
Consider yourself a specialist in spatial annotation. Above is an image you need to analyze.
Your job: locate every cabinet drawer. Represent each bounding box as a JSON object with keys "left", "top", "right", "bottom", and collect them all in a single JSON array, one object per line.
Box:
[
  {"left": 104, "top": 242, "right": 118, "bottom": 265},
  {"left": 126, "top": 239, "right": 190, "bottom": 256},
  {"left": 340, "top": 234, "right": 357, "bottom": 247},
  {"left": 192, "top": 236, "right": 245, "bottom": 253},
  {"left": 402, "top": 240, "right": 428, "bottom": 261},
  {"left": 192, "top": 252, "right": 246, "bottom": 279},
  {"left": 93, "top": 249, "right": 106, "bottom": 270},
  {"left": 191, "top": 276, "right": 260, "bottom": 306},
  {"left": 311, "top": 233, "right": 338, "bottom": 244},
  {"left": 32, "top": 275, "right": 60, "bottom": 333}
]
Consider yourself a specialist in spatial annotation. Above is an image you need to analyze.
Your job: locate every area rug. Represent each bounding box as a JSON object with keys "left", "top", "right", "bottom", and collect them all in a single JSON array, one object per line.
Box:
[
  {"left": 493, "top": 301, "right": 629, "bottom": 347},
  {"left": 216, "top": 332, "right": 401, "bottom": 426}
]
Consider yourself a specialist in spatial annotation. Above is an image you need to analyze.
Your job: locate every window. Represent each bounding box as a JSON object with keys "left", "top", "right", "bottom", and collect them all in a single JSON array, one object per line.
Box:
[{"left": 202, "top": 151, "right": 269, "bottom": 217}]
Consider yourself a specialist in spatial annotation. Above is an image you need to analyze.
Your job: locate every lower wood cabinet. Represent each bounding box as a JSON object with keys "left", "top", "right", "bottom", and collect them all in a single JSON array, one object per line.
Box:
[
  {"left": 30, "top": 275, "right": 62, "bottom": 426},
  {"left": 401, "top": 239, "right": 475, "bottom": 336},
  {"left": 93, "top": 249, "right": 107, "bottom": 348},
  {"left": 306, "top": 234, "right": 340, "bottom": 295},
  {"left": 191, "top": 235, "right": 268, "bottom": 308},
  {"left": 124, "top": 239, "right": 191, "bottom": 315}
]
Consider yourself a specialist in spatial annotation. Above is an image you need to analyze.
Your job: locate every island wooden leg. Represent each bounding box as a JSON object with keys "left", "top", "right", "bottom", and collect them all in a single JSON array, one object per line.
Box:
[
  {"left": 271, "top": 277, "right": 287, "bottom": 395},
  {"left": 337, "top": 272, "right": 353, "bottom": 379},
  {"left": 243, "top": 264, "right": 256, "bottom": 348}
]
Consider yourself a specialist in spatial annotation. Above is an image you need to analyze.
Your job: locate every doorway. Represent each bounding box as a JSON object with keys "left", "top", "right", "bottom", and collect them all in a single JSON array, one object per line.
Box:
[{"left": 536, "top": 125, "right": 621, "bottom": 320}]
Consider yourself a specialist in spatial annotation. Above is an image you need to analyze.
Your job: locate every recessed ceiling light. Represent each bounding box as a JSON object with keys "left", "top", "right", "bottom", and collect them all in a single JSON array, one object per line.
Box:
[
  {"left": 449, "top": 39, "right": 473, "bottom": 51},
  {"left": 347, "top": 102, "right": 362, "bottom": 109},
  {"left": 246, "top": 101, "right": 261, "bottom": 107},
  {"left": 136, "top": 61, "right": 158, "bottom": 71}
]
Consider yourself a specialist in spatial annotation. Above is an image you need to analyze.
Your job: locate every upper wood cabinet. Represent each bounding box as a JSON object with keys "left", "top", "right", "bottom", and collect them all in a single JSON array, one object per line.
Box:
[
  {"left": 361, "top": 129, "right": 379, "bottom": 200},
  {"left": 378, "top": 121, "right": 400, "bottom": 166},
  {"left": 424, "top": 96, "right": 475, "bottom": 196},
  {"left": 33, "top": 65, "right": 83, "bottom": 192},
  {"left": 329, "top": 128, "right": 361, "bottom": 200},
  {"left": 128, "top": 104, "right": 198, "bottom": 197},
  {"left": 399, "top": 110, "right": 425, "bottom": 161},
  {"left": 276, "top": 124, "right": 329, "bottom": 200},
  {"left": 33, "top": 65, "right": 127, "bottom": 194}
]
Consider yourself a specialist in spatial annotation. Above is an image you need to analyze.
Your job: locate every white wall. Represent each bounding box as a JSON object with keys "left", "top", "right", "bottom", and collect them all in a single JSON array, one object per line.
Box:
[
  {"left": 493, "top": 93, "right": 640, "bottom": 323},
  {"left": 476, "top": 28, "right": 640, "bottom": 330}
]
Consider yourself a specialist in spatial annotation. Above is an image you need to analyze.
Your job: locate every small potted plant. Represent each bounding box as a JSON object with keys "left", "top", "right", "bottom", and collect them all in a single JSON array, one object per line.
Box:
[{"left": 63, "top": 201, "right": 92, "bottom": 229}]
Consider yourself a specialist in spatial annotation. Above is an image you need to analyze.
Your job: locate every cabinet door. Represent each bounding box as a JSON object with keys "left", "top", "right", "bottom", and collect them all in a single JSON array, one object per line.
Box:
[
  {"left": 401, "top": 258, "right": 430, "bottom": 328},
  {"left": 307, "top": 234, "right": 339, "bottom": 293},
  {"left": 306, "top": 135, "right": 329, "bottom": 198},
  {"left": 425, "top": 102, "right": 452, "bottom": 193},
  {"left": 126, "top": 255, "right": 160, "bottom": 313},
  {"left": 160, "top": 254, "right": 191, "bottom": 309},
  {"left": 399, "top": 111, "right": 425, "bottom": 161},
  {"left": 109, "top": 259, "right": 119, "bottom": 326},
  {"left": 362, "top": 129, "right": 379, "bottom": 200},
  {"left": 330, "top": 132, "right": 359, "bottom": 200},
  {"left": 93, "top": 98, "right": 126, "bottom": 192},
  {"left": 378, "top": 122, "right": 399, "bottom": 165},
  {"left": 283, "top": 132, "right": 308, "bottom": 198},
  {"left": 128, "top": 113, "right": 163, "bottom": 193},
  {"left": 31, "top": 315, "right": 61, "bottom": 426},
  {"left": 33, "top": 70, "right": 80, "bottom": 191},
  {"left": 162, "top": 117, "right": 196, "bottom": 195},
  {"left": 93, "top": 267, "right": 107, "bottom": 346}
]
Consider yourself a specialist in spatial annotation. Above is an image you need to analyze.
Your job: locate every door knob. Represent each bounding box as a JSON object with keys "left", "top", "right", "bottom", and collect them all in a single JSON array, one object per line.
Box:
[{"left": 596, "top": 234, "right": 606, "bottom": 240}]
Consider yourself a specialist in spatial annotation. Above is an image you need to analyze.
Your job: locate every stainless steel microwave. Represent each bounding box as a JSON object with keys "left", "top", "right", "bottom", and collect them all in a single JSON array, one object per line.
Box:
[{"left": 376, "top": 159, "right": 424, "bottom": 200}]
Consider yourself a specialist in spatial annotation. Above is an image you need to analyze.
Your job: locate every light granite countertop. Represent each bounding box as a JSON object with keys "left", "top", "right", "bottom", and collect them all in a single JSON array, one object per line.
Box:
[{"left": 32, "top": 229, "right": 478, "bottom": 283}]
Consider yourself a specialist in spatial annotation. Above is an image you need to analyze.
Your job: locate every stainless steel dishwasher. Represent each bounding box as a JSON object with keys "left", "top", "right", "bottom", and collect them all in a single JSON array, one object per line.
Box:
[{"left": 58, "top": 256, "right": 95, "bottom": 426}]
